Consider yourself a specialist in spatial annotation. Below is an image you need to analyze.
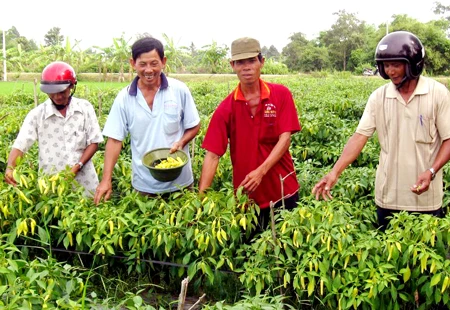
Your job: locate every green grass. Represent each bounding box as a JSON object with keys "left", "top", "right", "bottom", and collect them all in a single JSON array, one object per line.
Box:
[
  {"left": 0, "top": 81, "right": 131, "bottom": 96},
  {"left": 0, "top": 81, "right": 37, "bottom": 95}
]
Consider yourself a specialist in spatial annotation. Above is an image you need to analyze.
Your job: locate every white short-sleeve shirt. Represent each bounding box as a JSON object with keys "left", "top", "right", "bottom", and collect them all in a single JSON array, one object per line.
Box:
[
  {"left": 102, "top": 73, "right": 200, "bottom": 194},
  {"left": 13, "top": 97, "right": 104, "bottom": 195}
]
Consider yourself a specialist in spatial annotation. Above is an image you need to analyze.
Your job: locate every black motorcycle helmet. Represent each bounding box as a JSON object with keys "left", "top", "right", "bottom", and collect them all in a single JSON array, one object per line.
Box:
[{"left": 375, "top": 31, "right": 425, "bottom": 80}]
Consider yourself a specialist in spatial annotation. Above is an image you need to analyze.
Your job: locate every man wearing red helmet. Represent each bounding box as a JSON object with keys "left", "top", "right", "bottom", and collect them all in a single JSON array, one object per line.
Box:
[
  {"left": 312, "top": 31, "right": 450, "bottom": 230},
  {"left": 4, "top": 61, "right": 103, "bottom": 196}
]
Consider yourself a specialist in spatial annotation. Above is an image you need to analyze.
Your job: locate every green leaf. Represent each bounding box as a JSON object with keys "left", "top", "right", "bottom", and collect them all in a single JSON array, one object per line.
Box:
[
  {"left": 274, "top": 245, "right": 280, "bottom": 257},
  {"left": 255, "top": 280, "right": 262, "bottom": 295},
  {"left": 403, "top": 266, "right": 411, "bottom": 283},
  {"left": 187, "top": 263, "right": 197, "bottom": 280},
  {"left": 7, "top": 259, "right": 18, "bottom": 273},
  {"left": 106, "top": 245, "right": 115, "bottom": 255},
  {"left": 37, "top": 226, "right": 49, "bottom": 244},
  {"left": 430, "top": 273, "right": 441, "bottom": 287},
  {"left": 182, "top": 252, "right": 191, "bottom": 265},
  {"left": 0, "top": 286, "right": 7, "bottom": 295},
  {"left": 132, "top": 296, "right": 143, "bottom": 306},
  {"left": 204, "top": 263, "right": 214, "bottom": 284},
  {"left": 443, "top": 291, "right": 449, "bottom": 304},
  {"left": 63, "top": 235, "right": 69, "bottom": 249},
  {"left": 76, "top": 232, "right": 82, "bottom": 245},
  {"left": 307, "top": 277, "right": 315, "bottom": 297},
  {"left": 435, "top": 286, "right": 442, "bottom": 304},
  {"left": 285, "top": 245, "right": 293, "bottom": 260},
  {"left": 390, "top": 284, "right": 397, "bottom": 301}
]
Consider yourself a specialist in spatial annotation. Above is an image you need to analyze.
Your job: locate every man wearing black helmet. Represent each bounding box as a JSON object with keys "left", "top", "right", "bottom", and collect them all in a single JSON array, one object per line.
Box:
[
  {"left": 4, "top": 61, "right": 103, "bottom": 196},
  {"left": 312, "top": 31, "right": 450, "bottom": 230}
]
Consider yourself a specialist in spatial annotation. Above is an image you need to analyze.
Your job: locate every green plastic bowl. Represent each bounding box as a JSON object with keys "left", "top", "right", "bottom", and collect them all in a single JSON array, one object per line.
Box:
[{"left": 142, "top": 148, "right": 188, "bottom": 182}]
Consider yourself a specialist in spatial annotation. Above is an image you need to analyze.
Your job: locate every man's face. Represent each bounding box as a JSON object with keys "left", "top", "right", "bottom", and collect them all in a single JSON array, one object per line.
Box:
[
  {"left": 383, "top": 61, "right": 407, "bottom": 86},
  {"left": 47, "top": 86, "right": 72, "bottom": 106},
  {"left": 131, "top": 49, "right": 167, "bottom": 87},
  {"left": 230, "top": 56, "right": 264, "bottom": 85}
]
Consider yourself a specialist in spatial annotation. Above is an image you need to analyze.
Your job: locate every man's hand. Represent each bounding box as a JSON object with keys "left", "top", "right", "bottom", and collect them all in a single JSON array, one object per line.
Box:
[
  {"left": 4, "top": 168, "right": 17, "bottom": 186},
  {"left": 94, "top": 179, "right": 113, "bottom": 205},
  {"left": 411, "top": 170, "right": 432, "bottom": 195},
  {"left": 70, "top": 163, "right": 82, "bottom": 175},
  {"left": 170, "top": 141, "right": 183, "bottom": 153},
  {"left": 239, "top": 168, "right": 264, "bottom": 194},
  {"left": 312, "top": 172, "right": 338, "bottom": 201}
]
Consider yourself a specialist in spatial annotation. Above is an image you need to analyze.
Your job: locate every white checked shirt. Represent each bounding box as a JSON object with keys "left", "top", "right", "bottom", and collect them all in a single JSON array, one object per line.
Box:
[{"left": 13, "top": 97, "right": 103, "bottom": 195}]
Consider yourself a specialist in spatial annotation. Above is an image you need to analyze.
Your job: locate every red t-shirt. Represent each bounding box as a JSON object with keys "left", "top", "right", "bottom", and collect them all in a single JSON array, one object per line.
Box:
[{"left": 202, "top": 79, "right": 301, "bottom": 208}]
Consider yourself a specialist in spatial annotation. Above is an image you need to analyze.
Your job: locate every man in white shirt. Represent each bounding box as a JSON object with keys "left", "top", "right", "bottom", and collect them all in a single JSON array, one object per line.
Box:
[{"left": 5, "top": 61, "right": 103, "bottom": 196}]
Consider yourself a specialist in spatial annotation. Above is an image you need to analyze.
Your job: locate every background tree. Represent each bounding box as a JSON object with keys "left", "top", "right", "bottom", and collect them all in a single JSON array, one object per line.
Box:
[
  {"left": 1, "top": 27, "right": 37, "bottom": 51},
  {"left": 198, "top": 41, "right": 229, "bottom": 74},
  {"left": 434, "top": 1, "right": 450, "bottom": 21},
  {"left": 262, "top": 45, "right": 280, "bottom": 60},
  {"left": 91, "top": 46, "right": 114, "bottom": 81},
  {"left": 181, "top": 42, "right": 198, "bottom": 73},
  {"left": 111, "top": 34, "right": 132, "bottom": 82},
  {"left": 261, "top": 58, "right": 289, "bottom": 75},
  {"left": 319, "top": 10, "right": 366, "bottom": 71},
  {"left": 162, "top": 33, "right": 187, "bottom": 74},
  {"left": 44, "top": 27, "right": 64, "bottom": 47},
  {"left": 297, "top": 42, "right": 331, "bottom": 72},
  {"left": 135, "top": 32, "right": 153, "bottom": 40},
  {"left": 281, "top": 32, "right": 309, "bottom": 72},
  {"left": 347, "top": 25, "right": 378, "bottom": 74}
]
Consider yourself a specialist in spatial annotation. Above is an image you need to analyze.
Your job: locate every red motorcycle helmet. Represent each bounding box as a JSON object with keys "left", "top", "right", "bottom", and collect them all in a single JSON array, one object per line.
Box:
[
  {"left": 375, "top": 31, "right": 425, "bottom": 80},
  {"left": 40, "top": 61, "right": 77, "bottom": 94}
]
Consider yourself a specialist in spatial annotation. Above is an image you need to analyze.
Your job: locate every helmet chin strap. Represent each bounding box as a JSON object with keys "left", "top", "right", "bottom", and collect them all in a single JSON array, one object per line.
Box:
[
  {"left": 52, "top": 98, "right": 71, "bottom": 110},
  {"left": 52, "top": 85, "right": 76, "bottom": 110},
  {"left": 395, "top": 76, "right": 409, "bottom": 90}
]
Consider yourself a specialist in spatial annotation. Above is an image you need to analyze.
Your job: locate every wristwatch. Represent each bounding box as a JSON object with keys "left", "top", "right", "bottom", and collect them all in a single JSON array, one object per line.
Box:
[
  {"left": 429, "top": 167, "right": 436, "bottom": 181},
  {"left": 77, "top": 161, "right": 84, "bottom": 170}
]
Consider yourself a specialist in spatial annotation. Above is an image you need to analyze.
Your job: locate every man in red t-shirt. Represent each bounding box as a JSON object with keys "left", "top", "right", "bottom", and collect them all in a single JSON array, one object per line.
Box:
[{"left": 199, "top": 37, "right": 301, "bottom": 231}]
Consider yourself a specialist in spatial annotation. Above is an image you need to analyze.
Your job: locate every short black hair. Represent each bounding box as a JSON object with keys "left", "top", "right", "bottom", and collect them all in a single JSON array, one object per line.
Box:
[{"left": 131, "top": 37, "right": 164, "bottom": 61}]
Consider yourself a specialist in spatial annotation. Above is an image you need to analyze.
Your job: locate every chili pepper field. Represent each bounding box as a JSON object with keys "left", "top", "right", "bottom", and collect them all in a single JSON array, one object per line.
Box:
[{"left": 1, "top": 74, "right": 450, "bottom": 309}]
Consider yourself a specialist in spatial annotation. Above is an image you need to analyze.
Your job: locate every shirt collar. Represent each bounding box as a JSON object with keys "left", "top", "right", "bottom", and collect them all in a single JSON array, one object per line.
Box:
[
  {"left": 233, "top": 79, "right": 271, "bottom": 101},
  {"left": 386, "top": 76, "right": 428, "bottom": 98},
  {"left": 43, "top": 97, "right": 82, "bottom": 119},
  {"left": 128, "top": 72, "right": 169, "bottom": 96}
]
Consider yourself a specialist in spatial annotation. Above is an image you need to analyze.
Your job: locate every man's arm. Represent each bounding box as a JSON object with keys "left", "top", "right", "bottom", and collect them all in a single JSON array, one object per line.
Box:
[
  {"left": 4, "top": 148, "right": 24, "bottom": 186},
  {"left": 71, "top": 143, "right": 99, "bottom": 174},
  {"left": 239, "top": 132, "right": 291, "bottom": 193},
  {"left": 199, "top": 151, "right": 220, "bottom": 193},
  {"left": 170, "top": 123, "right": 201, "bottom": 152},
  {"left": 412, "top": 138, "right": 450, "bottom": 194},
  {"left": 94, "top": 138, "right": 123, "bottom": 205},
  {"left": 312, "top": 133, "right": 369, "bottom": 200}
]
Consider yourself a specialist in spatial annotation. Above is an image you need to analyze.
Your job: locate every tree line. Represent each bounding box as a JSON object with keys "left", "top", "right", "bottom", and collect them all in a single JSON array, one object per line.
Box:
[{"left": 2, "top": 4, "right": 450, "bottom": 79}]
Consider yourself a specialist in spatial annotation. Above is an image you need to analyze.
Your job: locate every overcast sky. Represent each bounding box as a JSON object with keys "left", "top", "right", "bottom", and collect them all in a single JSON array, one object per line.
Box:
[{"left": 2, "top": 0, "right": 445, "bottom": 51}]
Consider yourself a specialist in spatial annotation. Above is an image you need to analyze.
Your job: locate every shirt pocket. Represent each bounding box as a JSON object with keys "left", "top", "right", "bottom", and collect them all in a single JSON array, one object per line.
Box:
[
  {"left": 415, "top": 115, "right": 436, "bottom": 144},
  {"left": 259, "top": 103, "right": 279, "bottom": 144},
  {"left": 259, "top": 117, "right": 279, "bottom": 144},
  {"left": 74, "top": 130, "right": 87, "bottom": 150},
  {"left": 163, "top": 100, "right": 180, "bottom": 135}
]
